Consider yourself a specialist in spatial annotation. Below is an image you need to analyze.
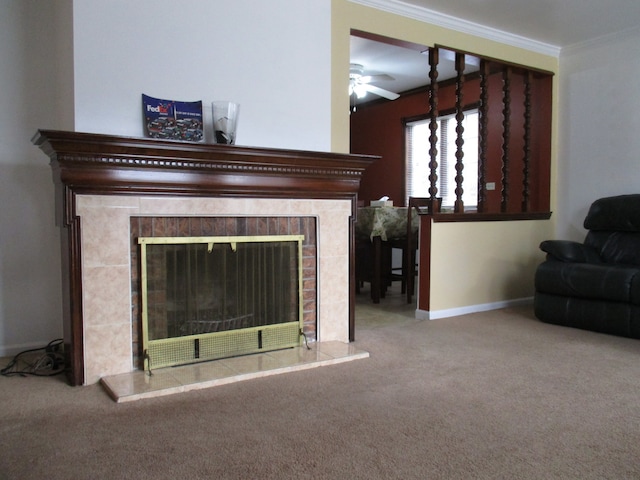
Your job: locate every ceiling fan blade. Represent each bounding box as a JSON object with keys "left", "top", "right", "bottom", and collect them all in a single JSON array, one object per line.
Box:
[
  {"left": 361, "top": 73, "right": 395, "bottom": 83},
  {"left": 364, "top": 84, "right": 400, "bottom": 100}
]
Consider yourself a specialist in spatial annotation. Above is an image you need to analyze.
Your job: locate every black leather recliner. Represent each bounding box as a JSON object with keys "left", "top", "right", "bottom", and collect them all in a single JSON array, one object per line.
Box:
[{"left": 534, "top": 194, "right": 640, "bottom": 338}]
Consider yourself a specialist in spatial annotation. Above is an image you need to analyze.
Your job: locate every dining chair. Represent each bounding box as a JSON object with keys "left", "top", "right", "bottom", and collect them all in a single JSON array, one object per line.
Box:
[
  {"left": 389, "top": 197, "right": 434, "bottom": 303},
  {"left": 355, "top": 200, "right": 393, "bottom": 303},
  {"left": 355, "top": 232, "right": 392, "bottom": 303}
]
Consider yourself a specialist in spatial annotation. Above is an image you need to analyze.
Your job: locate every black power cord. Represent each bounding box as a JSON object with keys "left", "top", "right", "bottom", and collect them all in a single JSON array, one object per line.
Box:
[{"left": 1, "top": 339, "right": 65, "bottom": 377}]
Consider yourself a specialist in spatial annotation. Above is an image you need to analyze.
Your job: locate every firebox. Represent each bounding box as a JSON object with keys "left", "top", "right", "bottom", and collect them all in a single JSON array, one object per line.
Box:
[{"left": 139, "top": 235, "right": 304, "bottom": 370}]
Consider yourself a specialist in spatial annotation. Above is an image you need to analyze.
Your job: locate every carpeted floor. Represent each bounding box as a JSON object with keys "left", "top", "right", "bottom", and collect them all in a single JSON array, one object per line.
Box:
[{"left": 2, "top": 285, "right": 640, "bottom": 479}]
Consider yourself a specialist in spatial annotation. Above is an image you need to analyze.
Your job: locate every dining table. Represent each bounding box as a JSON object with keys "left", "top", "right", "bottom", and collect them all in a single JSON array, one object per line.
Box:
[{"left": 355, "top": 205, "right": 420, "bottom": 303}]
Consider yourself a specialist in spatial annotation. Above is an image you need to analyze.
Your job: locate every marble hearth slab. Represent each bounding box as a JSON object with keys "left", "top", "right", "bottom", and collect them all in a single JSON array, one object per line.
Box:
[{"left": 101, "top": 341, "right": 369, "bottom": 403}]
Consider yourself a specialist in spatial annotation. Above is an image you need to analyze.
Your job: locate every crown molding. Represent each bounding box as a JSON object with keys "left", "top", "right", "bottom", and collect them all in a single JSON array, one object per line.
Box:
[
  {"left": 348, "top": 0, "right": 561, "bottom": 57},
  {"left": 560, "top": 24, "right": 640, "bottom": 57}
]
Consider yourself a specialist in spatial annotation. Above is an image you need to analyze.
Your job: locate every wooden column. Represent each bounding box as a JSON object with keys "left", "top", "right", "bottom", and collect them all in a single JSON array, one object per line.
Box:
[
  {"left": 522, "top": 70, "right": 533, "bottom": 212},
  {"left": 478, "top": 60, "right": 490, "bottom": 213},
  {"left": 454, "top": 52, "right": 466, "bottom": 213},
  {"left": 500, "top": 67, "right": 512, "bottom": 213},
  {"left": 428, "top": 47, "right": 440, "bottom": 203}
]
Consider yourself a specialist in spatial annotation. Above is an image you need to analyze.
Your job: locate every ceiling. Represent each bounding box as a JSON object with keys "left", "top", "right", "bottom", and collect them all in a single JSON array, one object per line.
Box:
[
  {"left": 393, "top": 0, "right": 640, "bottom": 48},
  {"left": 350, "top": 0, "right": 640, "bottom": 104},
  {"left": 350, "top": 36, "right": 476, "bottom": 100}
]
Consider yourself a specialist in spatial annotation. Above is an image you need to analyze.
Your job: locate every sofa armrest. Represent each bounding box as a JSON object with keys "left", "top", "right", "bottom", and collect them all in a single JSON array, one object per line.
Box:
[{"left": 539, "top": 240, "right": 602, "bottom": 263}]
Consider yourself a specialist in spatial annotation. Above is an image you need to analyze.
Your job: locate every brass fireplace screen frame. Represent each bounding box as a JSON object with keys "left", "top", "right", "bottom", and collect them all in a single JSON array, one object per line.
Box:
[{"left": 138, "top": 235, "right": 305, "bottom": 370}]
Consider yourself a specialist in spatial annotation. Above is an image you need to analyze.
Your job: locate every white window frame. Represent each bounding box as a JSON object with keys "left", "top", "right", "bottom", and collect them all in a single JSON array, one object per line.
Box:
[{"left": 405, "top": 109, "right": 479, "bottom": 209}]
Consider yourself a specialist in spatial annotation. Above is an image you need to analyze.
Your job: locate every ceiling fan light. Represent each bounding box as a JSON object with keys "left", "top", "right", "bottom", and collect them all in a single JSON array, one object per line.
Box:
[
  {"left": 350, "top": 63, "right": 364, "bottom": 78},
  {"left": 354, "top": 84, "right": 367, "bottom": 99}
]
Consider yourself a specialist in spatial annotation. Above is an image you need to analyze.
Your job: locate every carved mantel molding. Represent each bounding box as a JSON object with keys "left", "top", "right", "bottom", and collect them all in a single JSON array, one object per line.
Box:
[{"left": 34, "top": 130, "right": 375, "bottom": 199}]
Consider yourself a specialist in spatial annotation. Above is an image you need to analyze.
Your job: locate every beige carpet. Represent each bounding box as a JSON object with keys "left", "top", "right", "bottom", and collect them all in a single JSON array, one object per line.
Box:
[{"left": 2, "top": 287, "right": 640, "bottom": 479}]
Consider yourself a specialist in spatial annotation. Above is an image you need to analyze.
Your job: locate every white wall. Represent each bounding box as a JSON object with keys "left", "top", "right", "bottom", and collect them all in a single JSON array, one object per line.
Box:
[
  {"left": 72, "top": 0, "right": 331, "bottom": 151},
  {"left": 0, "top": 0, "right": 331, "bottom": 356},
  {"left": 556, "top": 27, "right": 640, "bottom": 240},
  {"left": 0, "top": 0, "right": 73, "bottom": 356}
]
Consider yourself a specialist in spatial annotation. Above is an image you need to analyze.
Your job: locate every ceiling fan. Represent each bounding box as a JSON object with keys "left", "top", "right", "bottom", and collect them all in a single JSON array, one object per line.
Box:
[{"left": 349, "top": 63, "right": 400, "bottom": 101}]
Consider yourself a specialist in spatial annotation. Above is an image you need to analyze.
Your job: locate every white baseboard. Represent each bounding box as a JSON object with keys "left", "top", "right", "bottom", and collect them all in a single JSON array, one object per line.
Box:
[{"left": 415, "top": 297, "right": 533, "bottom": 321}]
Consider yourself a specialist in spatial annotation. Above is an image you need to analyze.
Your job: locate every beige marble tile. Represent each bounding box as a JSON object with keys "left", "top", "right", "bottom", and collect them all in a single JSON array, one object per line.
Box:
[
  {"left": 101, "top": 369, "right": 182, "bottom": 401},
  {"left": 220, "top": 353, "right": 283, "bottom": 375},
  {"left": 312, "top": 199, "right": 352, "bottom": 214},
  {"left": 81, "top": 208, "right": 132, "bottom": 267},
  {"left": 82, "top": 265, "right": 131, "bottom": 327},
  {"left": 285, "top": 200, "right": 308, "bottom": 215},
  {"left": 100, "top": 343, "right": 369, "bottom": 402},
  {"left": 212, "top": 197, "right": 256, "bottom": 215},
  {"left": 265, "top": 346, "right": 333, "bottom": 365},
  {"left": 77, "top": 195, "right": 141, "bottom": 210},
  {"left": 138, "top": 196, "right": 248, "bottom": 215},
  {"left": 240, "top": 199, "right": 290, "bottom": 216},
  {"left": 318, "top": 221, "right": 350, "bottom": 257},
  {"left": 84, "top": 322, "right": 132, "bottom": 384},
  {"left": 316, "top": 341, "right": 368, "bottom": 359},
  {"left": 135, "top": 197, "right": 344, "bottom": 219},
  {"left": 318, "top": 256, "right": 349, "bottom": 301},
  {"left": 286, "top": 199, "right": 319, "bottom": 215},
  {"left": 170, "top": 360, "right": 237, "bottom": 385},
  {"left": 317, "top": 302, "right": 350, "bottom": 342}
]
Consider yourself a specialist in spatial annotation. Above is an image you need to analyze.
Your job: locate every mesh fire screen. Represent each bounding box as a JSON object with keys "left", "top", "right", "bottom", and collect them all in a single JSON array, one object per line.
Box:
[{"left": 139, "top": 235, "right": 304, "bottom": 369}]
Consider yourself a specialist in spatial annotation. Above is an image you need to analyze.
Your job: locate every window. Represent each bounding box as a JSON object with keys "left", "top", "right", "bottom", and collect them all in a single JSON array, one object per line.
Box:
[{"left": 406, "top": 109, "right": 479, "bottom": 209}]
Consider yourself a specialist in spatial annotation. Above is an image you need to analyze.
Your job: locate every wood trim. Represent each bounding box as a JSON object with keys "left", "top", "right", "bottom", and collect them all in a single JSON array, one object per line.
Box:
[
  {"left": 351, "top": 29, "right": 427, "bottom": 54},
  {"left": 432, "top": 211, "right": 552, "bottom": 222},
  {"left": 33, "top": 130, "right": 377, "bottom": 201},
  {"left": 478, "top": 60, "right": 490, "bottom": 212},
  {"left": 417, "top": 216, "right": 432, "bottom": 311},
  {"left": 434, "top": 44, "right": 555, "bottom": 77},
  {"left": 501, "top": 66, "right": 512, "bottom": 213}
]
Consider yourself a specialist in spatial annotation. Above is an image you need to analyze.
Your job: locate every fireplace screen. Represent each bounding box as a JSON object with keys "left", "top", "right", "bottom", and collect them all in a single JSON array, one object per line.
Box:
[{"left": 138, "top": 235, "right": 304, "bottom": 370}]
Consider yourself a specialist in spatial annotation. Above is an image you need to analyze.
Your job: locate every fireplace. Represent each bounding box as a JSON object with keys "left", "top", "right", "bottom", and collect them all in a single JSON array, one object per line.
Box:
[
  {"left": 33, "top": 130, "right": 375, "bottom": 385},
  {"left": 130, "top": 215, "right": 318, "bottom": 372}
]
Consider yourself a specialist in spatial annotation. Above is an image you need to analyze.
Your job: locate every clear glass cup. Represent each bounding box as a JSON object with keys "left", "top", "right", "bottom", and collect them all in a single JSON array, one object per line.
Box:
[{"left": 211, "top": 101, "right": 239, "bottom": 144}]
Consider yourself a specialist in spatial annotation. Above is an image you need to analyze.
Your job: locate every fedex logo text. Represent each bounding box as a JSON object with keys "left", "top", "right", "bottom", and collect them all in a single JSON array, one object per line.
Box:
[{"left": 147, "top": 104, "right": 169, "bottom": 114}]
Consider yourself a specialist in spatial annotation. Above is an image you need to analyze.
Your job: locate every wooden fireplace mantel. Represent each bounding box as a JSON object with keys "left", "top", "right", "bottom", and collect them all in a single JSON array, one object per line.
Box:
[
  {"left": 33, "top": 130, "right": 377, "bottom": 385},
  {"left": 33, "top": 130, "right": 377, "bottom": 204}
]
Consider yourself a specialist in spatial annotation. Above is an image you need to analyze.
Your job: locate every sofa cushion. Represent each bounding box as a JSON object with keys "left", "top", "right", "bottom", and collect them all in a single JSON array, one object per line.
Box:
[
  {"left": 597, "top": 232, "right": 640, "bottom": 265},
  {"left": 584, "top": 194, "right": 640, "bottom": 231},
  {"left": 535, "top": 261, "right": 640, "bottom": 305}
]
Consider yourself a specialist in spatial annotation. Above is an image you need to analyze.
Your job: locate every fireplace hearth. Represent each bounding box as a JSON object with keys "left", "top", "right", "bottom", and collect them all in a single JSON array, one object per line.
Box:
[{"left": 33, "top": 130, "right": 376, "bottom": 385}]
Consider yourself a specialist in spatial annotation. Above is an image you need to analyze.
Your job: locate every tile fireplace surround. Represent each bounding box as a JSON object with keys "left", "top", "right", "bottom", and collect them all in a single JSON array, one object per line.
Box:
[{"left": 33, "top": 131, "right": 376, "bottom": 386}]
